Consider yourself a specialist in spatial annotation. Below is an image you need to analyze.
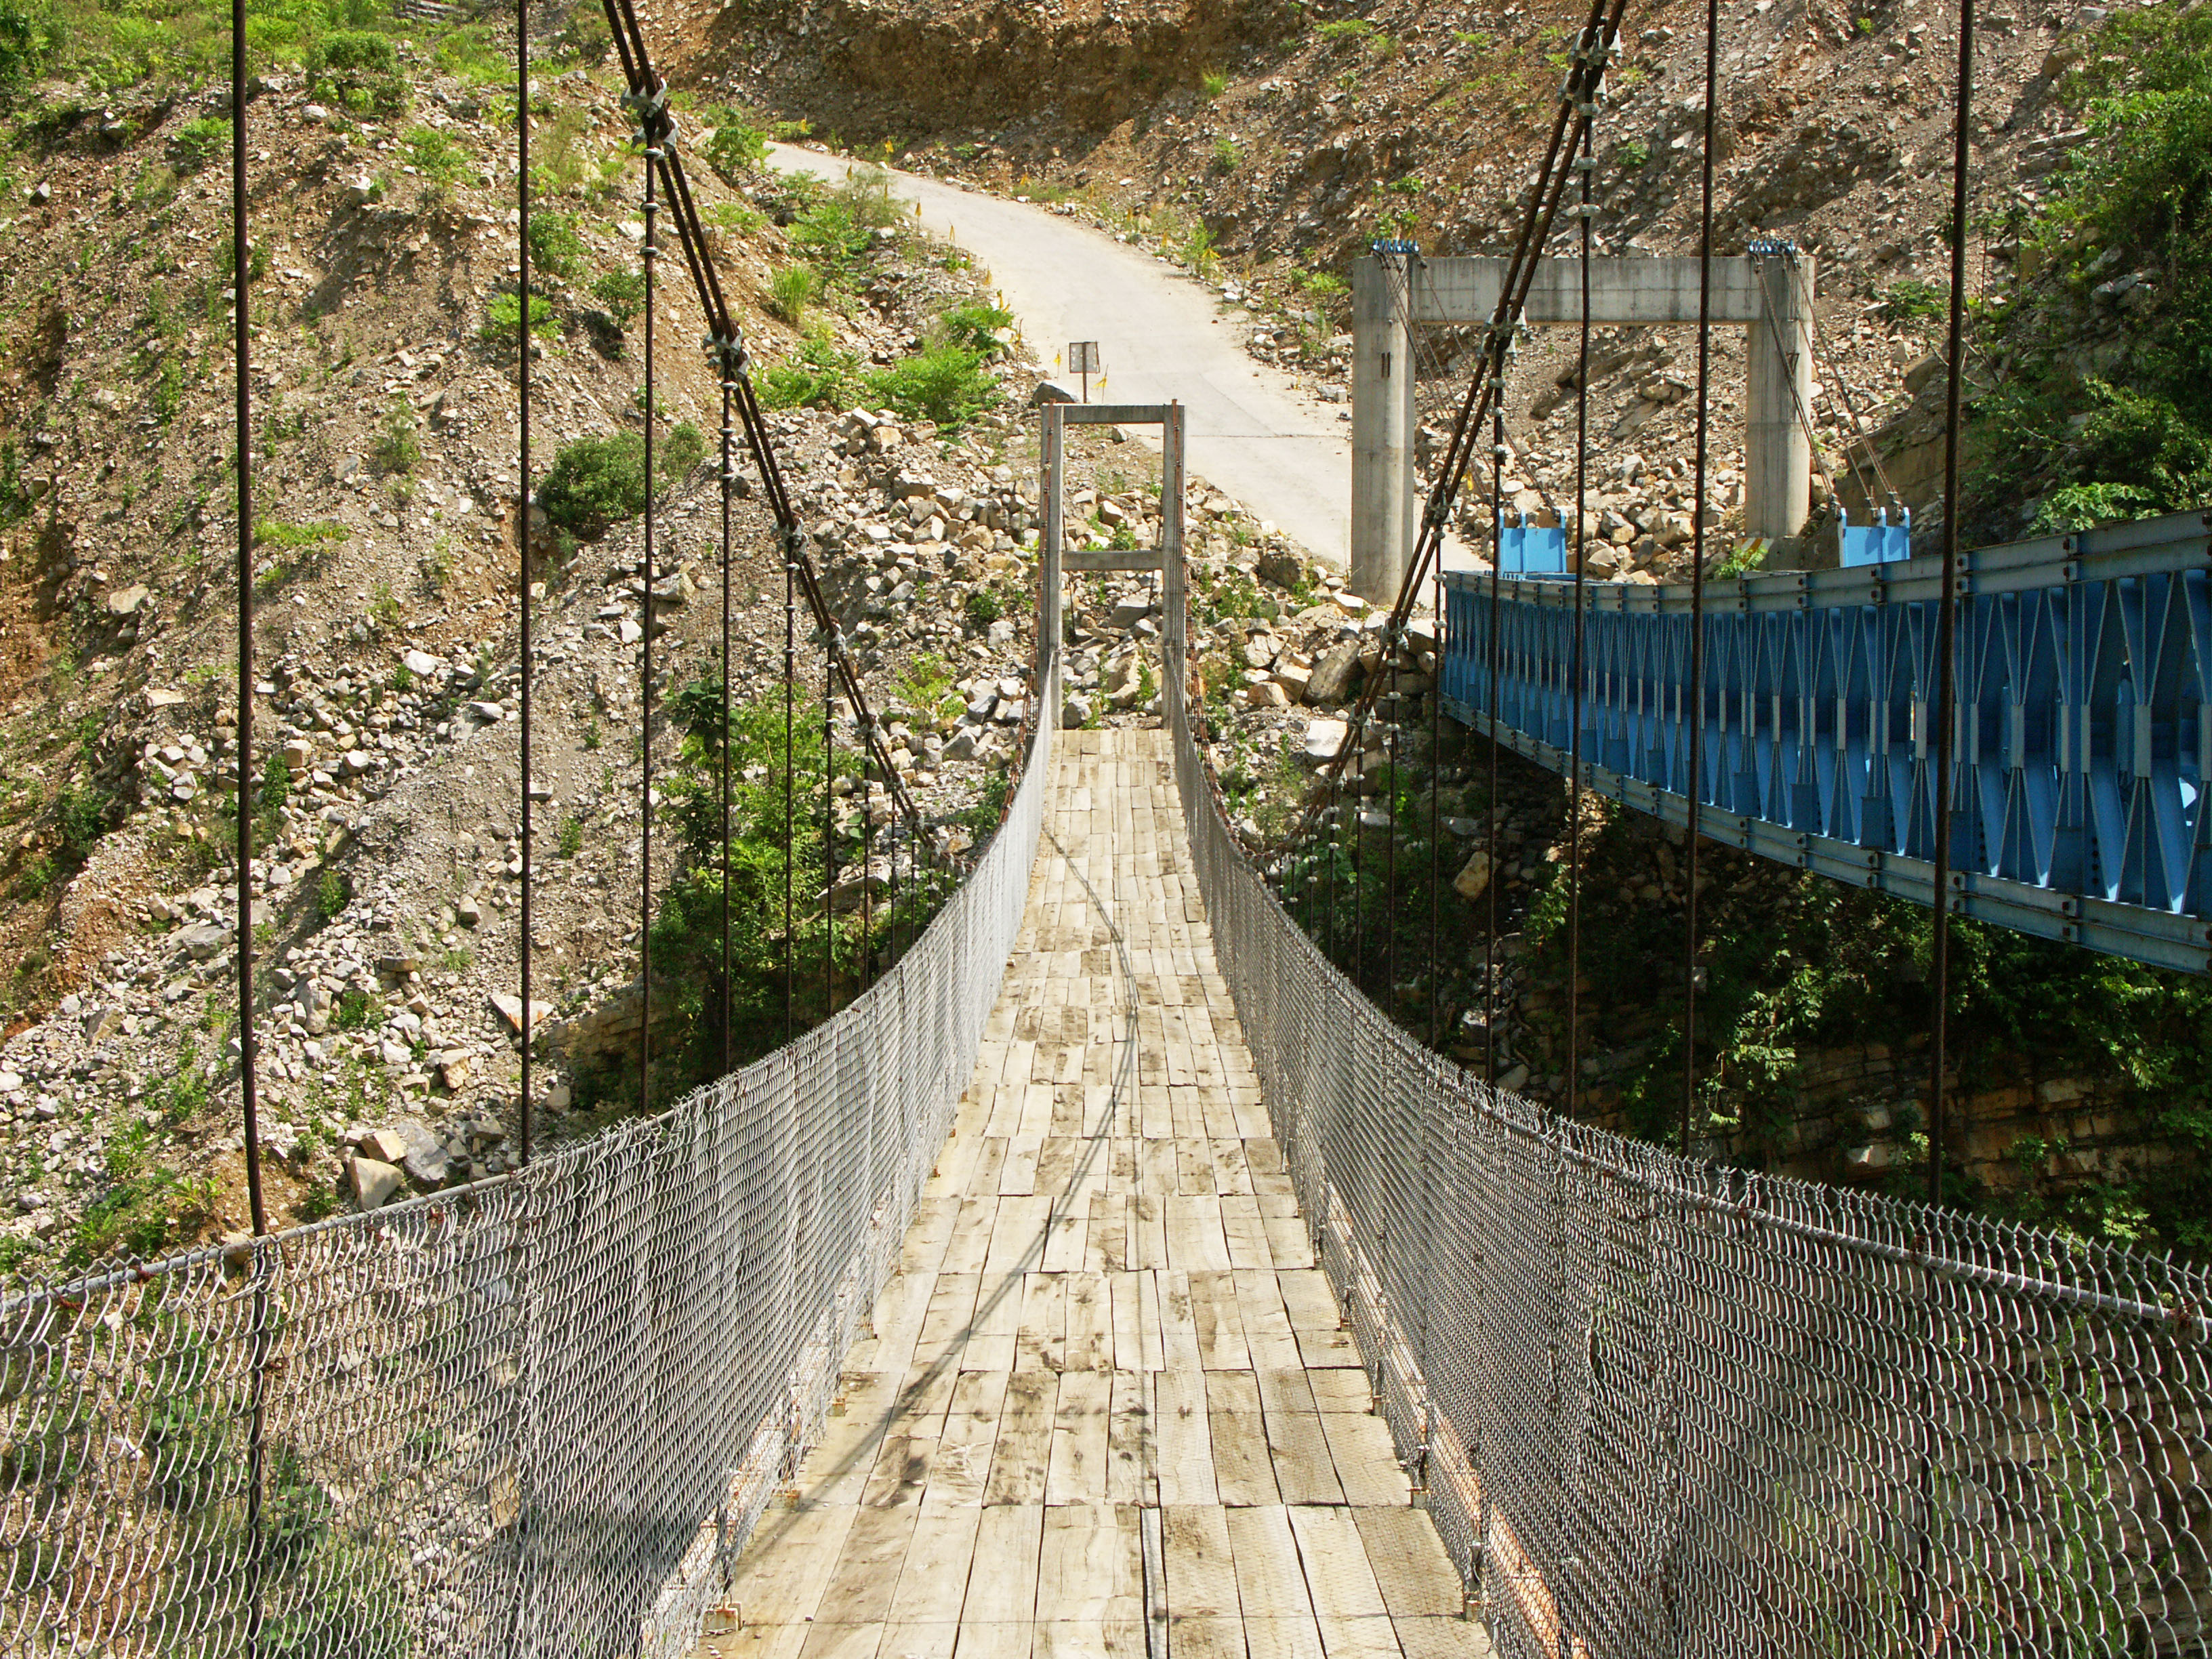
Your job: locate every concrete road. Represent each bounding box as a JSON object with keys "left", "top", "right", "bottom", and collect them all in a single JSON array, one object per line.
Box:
[{"left": 768, "top": 144, "right": 1353, "bottom": 569}]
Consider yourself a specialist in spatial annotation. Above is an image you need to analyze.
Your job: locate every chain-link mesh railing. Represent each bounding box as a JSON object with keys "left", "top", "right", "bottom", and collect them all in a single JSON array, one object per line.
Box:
[
  {"left": 1, "top": 708, "right": 1052, "bottom": 1659},
  {"left": 1166, "top": 659, "right": 2212, "bottom": 1656}
]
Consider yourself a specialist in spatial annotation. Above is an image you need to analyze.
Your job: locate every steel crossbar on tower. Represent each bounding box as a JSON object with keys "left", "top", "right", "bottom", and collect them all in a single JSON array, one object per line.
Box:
[{"left": 1437, "top": 509, "right": 2212, "bottom": 971}]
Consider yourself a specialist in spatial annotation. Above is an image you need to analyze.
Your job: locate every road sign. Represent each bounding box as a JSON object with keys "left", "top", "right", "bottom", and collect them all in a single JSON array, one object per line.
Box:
[{"left": 1068, "top": 341, "right": 1101, "bottom": 402}]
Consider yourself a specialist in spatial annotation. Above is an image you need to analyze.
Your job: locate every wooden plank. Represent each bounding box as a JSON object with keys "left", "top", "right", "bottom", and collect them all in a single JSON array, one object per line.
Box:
[
  {"left": 1205, "top": 1371, "right": 1280, "bottom": 1507},
  {"left": 1166, "top": 1195, "right": 1233, "bottom": 1273},
  {"left": 940, "top": 1200, "right": 998, "bottom": 1276},
  {"left": 1161, "top": 1504, "right": 1240, "bottom": 1619},
  {"left": 1210, "top": 1139, "right": 1254, "bottom": 1195},
  {"left": 1000, "top": 1136, "right": 1042, "bottom": 1196},
  {"left": 1174, "top": 1136, "right": 1216, "bottom": 1196},
  {"left": 928, "top": 1370, "right": 1008, "bottom": 1509},
  {"left": 982, "top": 1372, "right": 1056, "bottom": 1507},
  {"left": 724, "top": 1501, "right": 859, "bottom": 1626},
  {"left": 1225, "top": 1506, "right": 1314, "bottom": 1618},
  {"left": 1130, "top": 1193, "right": 1168, "bottom": 1271},
  {"left": 1030, "top": 1624, "right": 1146, "bottom": 1659},
  {"left": 985, "top": 1195, "right": 1054, "bottom": 1279},
  {"left": 1186, "top": 1271, "right": 1251, "bottom": 1372},
  {"left": 1231, "top": 1270, "right": 1303, "bottom": 1373},
  {"left": 1324, "top": 1412, "right": 1412, "bottom": 1509},
  {"left": 1238, "top": 1628, "right": 1318, "bottom": 1659},
  {"left": 1305, "top": 1370, "right": 1375, "bottom": 1414},
  {"left": 813, "top": 1506, "right": 923, "bottom": 1624},
  {"left": 874, "top": 1624, "right": 960, "bottom": 1659},
  {"left": 1294, "top": 1325, "right": 1364, "bottom": 1369},
  {"left": 1158, "top": 1269, "right": 1204, "bottom": 1374},
  {"left": 1106, "top": 1372, "right": 1149, "bottom": 1504},
  {"left": 1220, "top": 1196, "right": 1272, "bottom": 1271},
  {"left": 889, "top": 1508, "right": 983, "bottom": 1624},
  {"left": 1045, "top": 1370, "right": 1112, "bottom": 1507},
  {"left": 1286, "top": 1507, "right": 1389, "bottom": 1620},
  {"left": 1152, "top": 1369, "right": 1218, "bottom": 1507},
  {"left": 1263, "top": 1409, "right": 1345, "bottom": 1507},
  {"left": 796, "top": 1622, "right": 886, "bottom": 1659},
  {"left": 911, "top": 1273, "right": 983, "bottom": 1375},
  {"left": 1036, "top": 1503, "right": 1143, "bottom": 1624},
  {"left": 1163, "top": 1618, "right": 1248, "bottom": 1659},
  {"left": 1084, "top": 1194, "right": 1124, "bottom": 1274},
  {"left": 1351, "top": 1509, "right": 1465, "bottom": 1620},
  {"left": 1276, "top": 1269, "right": 1343, "bottom": 1332},
  {"left": 1064, "top": 1269, "right": 1111, "bottom": 1373},
  {"left": 1016, "top": 1273, "right": 1066, "bottom": 1375},
  {"left": 951, "top": 1626, "right": 1034, "bottom": 1659},
  {"left": 1109, "top": 1270, "right": 1145, "bottom": 1374},
  {"left": 1391, "top": 1618, "right": 1494, "bottom": 1659},
  {"left": 962, "top": 1269, "right": 1024, "bottom": 1374},
  {"left": 961, "top": 1504, "right": 1045, "bottom": 1622},
  {"left": 1315, "top": 1617, "right": 1405, "bottom": 1659}
]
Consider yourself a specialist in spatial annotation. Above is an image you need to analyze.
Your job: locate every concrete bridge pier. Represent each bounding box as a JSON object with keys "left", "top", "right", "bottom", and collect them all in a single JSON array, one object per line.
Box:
[{"left": 1350, "top": 251, "right": 1816, "bottom": 598}]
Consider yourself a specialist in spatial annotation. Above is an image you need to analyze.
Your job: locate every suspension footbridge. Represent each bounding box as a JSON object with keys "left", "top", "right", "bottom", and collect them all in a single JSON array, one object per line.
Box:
[{"left": 3, "top": 0, "right": 2211, "bottom": 1650}]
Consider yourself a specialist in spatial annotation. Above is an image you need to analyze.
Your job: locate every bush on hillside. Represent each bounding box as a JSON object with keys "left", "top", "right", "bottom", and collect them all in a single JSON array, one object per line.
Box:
[
  {"left": 537, "top": 424, "right": 706, "bottom": 541},
  {"left": 1969, "top": 2, "right": 2212, "bottom": 535}
]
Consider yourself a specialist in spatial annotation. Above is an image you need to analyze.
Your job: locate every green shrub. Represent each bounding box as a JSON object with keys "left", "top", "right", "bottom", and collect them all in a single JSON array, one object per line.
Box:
[
  {"left": 964, "top": 586, "right": 1004, "bottom": 627},
  {"left": 758, "top": 327, "right": 861, "bottom": 411},
  {"left": 316, "top": 867, "right": 348, "bottom": 923},
  {"left": 1966, "top": 1, "right": 2212, "bottom": 535},
  {"left": 766, "top": 263, "right": 815, "bottom": 325},
  {"left": 933, "top": 299, "right": 1013, "bottom": 354},
  {"left": 1875, "top": 278, "right": 1946, "bottom": 323},
  {"left": 404, "top": 125, "right": 469, "bottom": 185},
  {"left": 1616, "top": 139, "right": 1650, "bottom": 167},
  {"left": 255, "top": 518, "right": 348, "bottom": 551},
  {"left": 374, "top": 403, "right": 419, "bottom": 474},
  {"left": 1202, "top": 68, "right": 1228, "bottom": 98},
  {"left": 56, "top": 785, "right": 110, "bottom": 861},
  {"left": 702, "top": 113, "right": 771, "bottom": 182},
  {"left": 590, "top": 268, "right": 648, "bottom": 324},
  {"left": 1316, "top": 18, "right": 1376, "bottom": 43},
  {"left": 309, "top": 29, "right": 405, "bottom": 116},
  {"left": 527, "top": 209, "right": 588, "bottom": 279},
  {"left": 537, "top": 425, "right": 705, "bottom": 539},
  {"left": 864, "top": 344, "right": 1000, "bottom": 430},
  {"left": 481, "top": 291, "right": 556, "bottom": 342},
  {"left": 169, "top": 116, "right": 230, "bottom": 173},
  {"left": 1212, "top": 137, "right": 1241, "bottom": 172},
  {"left": 0, "top": 0, "right": 56, "bottom": 87}
]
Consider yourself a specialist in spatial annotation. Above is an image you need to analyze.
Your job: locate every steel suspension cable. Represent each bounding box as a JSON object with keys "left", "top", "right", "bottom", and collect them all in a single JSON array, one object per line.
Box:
[
  {"left": 228, "top": 0, "right": 264, "bottom": 1250},
  {"left": 229, "top": 2, "right": 269, "bottom": 1640},
  {"left": 1931, "top": 0, "right": 1977, "bottom": 1206},
  {"left": 1486, "top": 394, "right": 1505, "bottom": 1088},
  {"left": 638, "top": 125, "right": 657, "bottom": 1111},
  {"left": 823, "top": 651, "right": 835, "bottom": 1017},
  {"left": 517, "top": 0, "right": 535, "bottom": 1164},
  {"left": 1567, "top": 105, "right": 1595, "bottom": 1120},
  {"left": 1683, "top": 0, "right": 1720, "bottom": 1155},
  {"left": 1283, "top": 0, "right": 1631, "bottom": 866},
  {"left": 783, "top": 549, "right": 796, "bottom": 1044},
  {"left": 718, "top": 375, "right": 733, "bottom": 1076}
]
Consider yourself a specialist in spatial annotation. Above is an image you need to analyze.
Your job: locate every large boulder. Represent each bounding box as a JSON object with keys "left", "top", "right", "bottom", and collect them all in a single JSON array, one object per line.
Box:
[{"left": 1303, "top": 640, "right": 1364, "bottom": 705}]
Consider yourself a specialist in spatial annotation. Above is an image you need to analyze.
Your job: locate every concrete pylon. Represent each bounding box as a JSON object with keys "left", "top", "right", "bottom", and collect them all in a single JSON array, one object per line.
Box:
[
  {"left": 1350, "top": 255, "right": 1418, "bottom": 605},
  {"left": 1348, "top": 253, "right": 1818, "bottom": 599},
  {"left": 1744, "top": 251, "right": 1814, "bottom": 552}
]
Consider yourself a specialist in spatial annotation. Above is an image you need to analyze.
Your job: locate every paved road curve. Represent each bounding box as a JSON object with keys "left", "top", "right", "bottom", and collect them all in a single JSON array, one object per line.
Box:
[{"left": 769, "top": 146, "right": 1354, "bottom": 569}]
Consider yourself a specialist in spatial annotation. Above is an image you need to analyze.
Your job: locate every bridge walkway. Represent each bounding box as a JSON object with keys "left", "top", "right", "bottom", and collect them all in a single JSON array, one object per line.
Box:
[{"left": 692, "top": 729, "right": 1490, "bottom": 1659}]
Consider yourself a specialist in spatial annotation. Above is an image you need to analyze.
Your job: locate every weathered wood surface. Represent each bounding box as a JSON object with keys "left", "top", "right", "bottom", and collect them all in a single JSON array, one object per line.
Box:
[{"left": 695, "top": 732, "right": 1489, "bottom": 1659}]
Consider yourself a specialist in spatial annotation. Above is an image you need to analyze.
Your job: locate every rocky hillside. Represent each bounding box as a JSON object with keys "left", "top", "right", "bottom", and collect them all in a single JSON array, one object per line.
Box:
[{"left": 708, "top": 0, "right": 2145, "bottom": 558}]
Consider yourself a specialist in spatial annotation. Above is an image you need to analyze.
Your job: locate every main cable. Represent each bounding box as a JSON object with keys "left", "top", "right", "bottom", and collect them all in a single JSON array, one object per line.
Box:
[
  {"left": 1930, "top": 0, "right": 1977, "bottom": 1206},
  {"left": 1683, "top": 0, "right": 1720, "bottom": 1155},
  {"left": 516, "top": 1, "right": 534, "bottom": 1164},
  {"left": 1282, "top": 0, "right": 1631, "bottom": 865},
  {"left": 638, "top": 111, "right": 658, "bottom": 1112}
]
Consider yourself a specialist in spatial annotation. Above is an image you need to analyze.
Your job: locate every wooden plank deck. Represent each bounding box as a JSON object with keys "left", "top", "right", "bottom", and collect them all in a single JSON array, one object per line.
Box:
[{"left": 694, "top": 731, "right": 1491, "bottom": 1659}]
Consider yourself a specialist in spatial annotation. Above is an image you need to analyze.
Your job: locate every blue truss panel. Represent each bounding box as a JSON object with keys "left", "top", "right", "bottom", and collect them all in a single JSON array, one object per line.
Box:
[{"left": 1439, "top": 511, "right": 2212, "bottom": 972}]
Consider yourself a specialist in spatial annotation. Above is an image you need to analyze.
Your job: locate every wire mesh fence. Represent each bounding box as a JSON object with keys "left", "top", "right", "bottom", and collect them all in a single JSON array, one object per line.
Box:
[
  {"left": 1166, "top": 665, "right": 2212, "bottom": 1656},
  {"left": 0, "top": 712, "right": 1052, "bottom": 1659}
]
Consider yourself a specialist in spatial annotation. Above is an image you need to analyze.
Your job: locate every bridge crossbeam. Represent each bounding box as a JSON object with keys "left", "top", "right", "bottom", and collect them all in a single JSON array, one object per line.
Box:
[{"left": 1441, "top": 510, "right": 2212, "bottom": 973}]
